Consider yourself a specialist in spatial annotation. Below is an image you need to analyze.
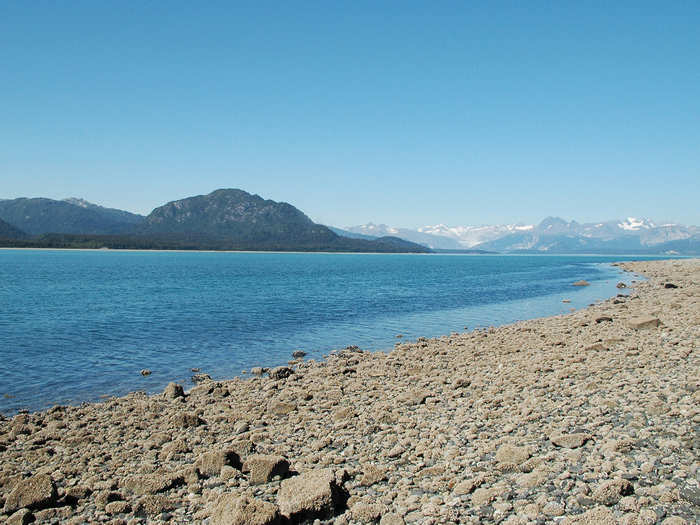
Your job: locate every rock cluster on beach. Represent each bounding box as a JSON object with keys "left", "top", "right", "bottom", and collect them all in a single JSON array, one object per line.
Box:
[{"left": 0, "top": 259, "right": 698, "bottom": 524}]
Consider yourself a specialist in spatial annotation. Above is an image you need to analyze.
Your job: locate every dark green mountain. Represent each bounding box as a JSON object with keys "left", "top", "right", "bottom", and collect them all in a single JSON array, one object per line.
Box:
[
  {"left": 139, "top": 189, "right": 429, "bottom": 252},
  {"left": 0, "top": 198, "right": 143, "bottom": 235},
  {"left": 0, "top": 217, "right": 26, "bottom": 239}
]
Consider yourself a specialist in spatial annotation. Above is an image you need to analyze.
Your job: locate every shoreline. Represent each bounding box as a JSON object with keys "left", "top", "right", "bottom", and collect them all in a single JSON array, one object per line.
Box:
[
  {"left": 0, "top": 259, "right": 697, "bottom": 523},
  {"left": 1, "top": 259, "right": 635, "bottom": 415}
]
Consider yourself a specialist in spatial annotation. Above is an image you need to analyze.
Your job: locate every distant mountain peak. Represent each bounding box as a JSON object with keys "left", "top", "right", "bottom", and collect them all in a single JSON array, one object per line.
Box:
[
  {"left": 63, "top": 197, "right": 92, "bottom": 208},
  {"left": 618, "top": 217, "right": 655, "bottom": 231}
]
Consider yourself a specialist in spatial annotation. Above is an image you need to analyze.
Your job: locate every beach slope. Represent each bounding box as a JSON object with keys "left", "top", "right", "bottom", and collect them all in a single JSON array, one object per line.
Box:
[{"left": 0, "top": 259, "right": 697, "bottom": 524}]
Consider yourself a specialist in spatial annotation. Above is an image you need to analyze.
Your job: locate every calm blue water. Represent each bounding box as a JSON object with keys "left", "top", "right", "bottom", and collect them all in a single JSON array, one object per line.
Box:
[{"left": 0, "top": 250, "right": 660, "bottom": 413}]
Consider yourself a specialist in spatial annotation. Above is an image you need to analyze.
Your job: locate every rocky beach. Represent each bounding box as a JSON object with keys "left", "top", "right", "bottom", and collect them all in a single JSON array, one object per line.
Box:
[{"left": 0, "top": 259, "right": 698, "bottom": 524}]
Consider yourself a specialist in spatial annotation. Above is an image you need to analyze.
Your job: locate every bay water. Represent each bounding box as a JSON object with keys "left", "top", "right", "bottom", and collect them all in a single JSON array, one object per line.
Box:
[{"left": 0, "top": 250, "right": 659, "bottom": 413}]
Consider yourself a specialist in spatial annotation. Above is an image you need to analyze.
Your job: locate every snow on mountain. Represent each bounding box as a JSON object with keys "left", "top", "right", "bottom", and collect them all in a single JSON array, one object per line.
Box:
[
  {"left": 345, "top": 223, "right": 461, "bottom": 249},
  {"left": 346, "top": 218, "right": 698, "bottom": 252},
  {"left": 348, "top": 223, "right": 399, "bottom": 236},
  {"left": 618, "top": 217, "right": 656, "bottom": 231},
  {"left": 418, "top": 223, "right": 535, "bottom": 248}
]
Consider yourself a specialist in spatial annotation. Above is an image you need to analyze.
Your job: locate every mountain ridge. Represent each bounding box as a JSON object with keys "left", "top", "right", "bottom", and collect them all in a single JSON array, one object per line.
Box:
[
  {"left": 0, "top": 190, "right": 430, "bottom": 253},
  {"left": 1, "top": 191, "right": 698, "bottom": 254},
  {"left": 345, "top": 217, "right": 699, "bottom": 254},
  {"left": 0, "top": 197, "right": 142, "bottom": 235}
]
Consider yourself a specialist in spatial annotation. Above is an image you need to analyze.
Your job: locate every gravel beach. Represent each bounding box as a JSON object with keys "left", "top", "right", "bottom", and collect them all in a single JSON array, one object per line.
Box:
[{"left": 1, "top": 259, "right": 698, "bottom": 524}]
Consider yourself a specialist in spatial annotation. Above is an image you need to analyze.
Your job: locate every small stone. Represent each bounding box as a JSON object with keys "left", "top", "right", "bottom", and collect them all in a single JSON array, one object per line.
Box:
[
  {"left": 453, "top": 378, "right": 471, "bottom": 389},
  {"left": 542, "top": 501, "right": 565, "bottom": 516},
  {"left": 351, "top": 502, "right": 384, "bottom": 522},
  {"left": 123, "top": 471, "right": 184, "bottom": 495},
  {"left": 191, "top": 373, "right": 212, "bottom": 384},
  {"left": 453, "top": 474, "right": 488, "bottom": 495},
  {"left": 292, "top": 350, "right": 307, "bottom": 358},
  {"left": 211, "top": 494, "right": 280, "bottom": 525},
  {"left": 661, "top": 517, "right": 688, "bottom": 525},
  {"left": 585, "top": 342, "right": 606, "bottom": 351},
  {"left": 94, "top": 490, "right": 123, "bottom": 509},
  {"left": 386, "top": 444, "right": 405, "bottom": 458},
  {"left": 679, "top": 483, "right": 700, "bottom": 505},
  {"left": 268, "top": 400, "right": 297, "bottom": 415},
  {"left": 562, "top": 505, "right": 617, "bottom": 524},
  {"left": 595, "top": 316, "right": 613, "bottom": 323},
  {"left": 160, "top": 438, "right": 190, "bottom": 459},
  {"left": 105, "top": 501, "right": 131, "bottom": 515},
  {"left": 359, "top": 464, "right": 387, "bottom": 486},
  {"left": 133, "top": 494, "right": 174, "bottom": 517},
  {"left": 472, "top": 487, "right": 497, "bottom": 506},
  {"left": 176, "top": 412, "right": 204, "bottom": 428},
  {"left": 572, "top": 280, "right": 590, "bottom": 286},
  {"left": 140, "top": 369, "right": 151, "bottom": 376},
  {"left": 380, "top": 513, "right": 406, "bottom": 525},
  {"left": 233, "top": 421, "right": 249, "bottom": 434}
]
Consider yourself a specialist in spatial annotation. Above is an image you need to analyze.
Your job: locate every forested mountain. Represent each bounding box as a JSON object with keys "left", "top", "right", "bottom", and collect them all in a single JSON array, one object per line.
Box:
[
  {"left": 0, "top": 198, "right": 143, "bottom": 235},
  {"left": 0, "top": 218, "right": 26, "bottom": 239},
  {"left": 0, "top": 190, "right": 429, "bottom": 253}
]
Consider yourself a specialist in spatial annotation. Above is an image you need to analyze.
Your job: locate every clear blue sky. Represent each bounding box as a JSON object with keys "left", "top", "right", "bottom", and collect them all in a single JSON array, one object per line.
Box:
[{"left": 1, "top": 1, "right": 698, "bottom": 227}]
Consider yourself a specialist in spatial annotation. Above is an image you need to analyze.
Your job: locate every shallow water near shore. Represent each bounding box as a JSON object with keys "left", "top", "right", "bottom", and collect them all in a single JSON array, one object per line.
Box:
[{"left": 0, "top": 251, "right": 665, "bottom": 413}]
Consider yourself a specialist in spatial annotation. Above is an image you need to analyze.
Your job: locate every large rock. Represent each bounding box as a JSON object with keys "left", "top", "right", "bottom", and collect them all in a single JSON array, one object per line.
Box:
[
  {"left": 359, "top": 464, "right": 387, "bottom": 487},
  {"left": 495, "top": 444, "right": 530, "bottom": 465},
  {"left": 6, "top": 509, "right": 34, "bottom": 525},
  {"left": 550, "top": 432, "right": 591, "bottom": 449},
  {"left": 277, "top": 468, "right": 343, "bottom": 521},
  {"left": 195, "top": 448, "right": 242, "bottom": 477},
  {"left": 163, "top": 382, "right": 185, "bottom": 399},
  {"left": 453, "top": 474, "right": 489, "bottom": 495},
  {"left": 211, "top": 494, "right": 280, "bottom": 525},
  {"left": 3, "top": 474, "right": 58, "bottom": 514},
  {"left": 269, "top": 367, "right": 294, "bottom": 380},
  {"left": 592, "top": 478, "right": 634, "bottom": 505},
  {"left": 243, "top": 455, "right": 289, "bottom": 485},
  {"left": 627, "top": 316, "right": 662, "bottom": 329}
]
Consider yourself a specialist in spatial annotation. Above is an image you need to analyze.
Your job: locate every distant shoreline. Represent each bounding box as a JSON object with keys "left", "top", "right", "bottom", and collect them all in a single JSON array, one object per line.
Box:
[{"left": 0, "top": 247, "right": 686, "bottom": 257}]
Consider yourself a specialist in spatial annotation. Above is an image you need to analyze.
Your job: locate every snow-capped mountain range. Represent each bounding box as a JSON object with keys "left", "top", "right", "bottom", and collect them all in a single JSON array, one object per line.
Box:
[{"left": 342, "top": 217, "right": 700, "bottom": 253}]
